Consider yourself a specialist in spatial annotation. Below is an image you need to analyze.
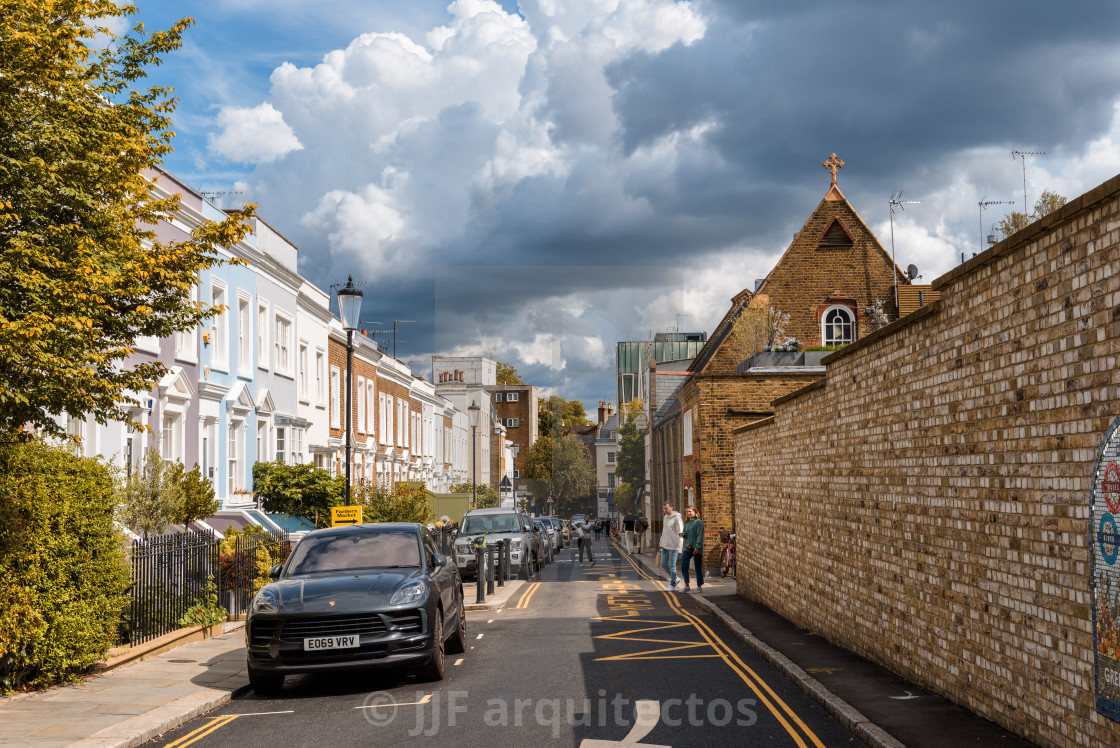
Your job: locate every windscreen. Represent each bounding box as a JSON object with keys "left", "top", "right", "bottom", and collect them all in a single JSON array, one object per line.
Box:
[
  {"left": 460, "top": 513, "right": 521, "bottom": 534},
  {"left": 285, "top": 531, "right": 421, "bottom": 575},
  {"left": 538, "top": 518, "right": 554, "bottom": 529}
]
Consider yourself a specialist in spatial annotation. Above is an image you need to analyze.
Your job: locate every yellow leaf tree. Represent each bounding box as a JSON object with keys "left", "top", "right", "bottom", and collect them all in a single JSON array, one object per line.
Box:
[{"left": 0, "top": 1, "right": 256, "bottom": 437}]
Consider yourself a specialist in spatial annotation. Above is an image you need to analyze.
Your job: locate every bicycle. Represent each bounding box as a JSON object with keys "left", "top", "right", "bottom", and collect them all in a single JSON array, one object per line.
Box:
[{"left": 719, "top": 529, "right": 736, "bottom": 578}]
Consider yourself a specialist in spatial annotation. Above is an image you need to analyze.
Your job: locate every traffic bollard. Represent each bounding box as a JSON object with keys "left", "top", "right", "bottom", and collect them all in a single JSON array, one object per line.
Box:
[
  {"left": 495, "top": 539, "right": 505, "bottom": 588},
  {"left": 475, "top": 545, "right": 485, "bottom": 604},
  {"left": 502, "top": 539, "right": 511, "bottom": 582},
  {"left": 486, "top": 543, "right": 496, "bottom": 596}
]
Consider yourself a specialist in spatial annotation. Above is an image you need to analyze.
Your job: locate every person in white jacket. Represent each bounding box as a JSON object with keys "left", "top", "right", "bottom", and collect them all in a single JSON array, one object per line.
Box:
[{"left": 659, "top": 502, "right": 684, "bottom": 590}]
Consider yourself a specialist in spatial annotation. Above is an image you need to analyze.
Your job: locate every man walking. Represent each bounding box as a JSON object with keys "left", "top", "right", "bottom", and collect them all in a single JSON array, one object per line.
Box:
[
  {"left": 635, "top": 513, "right": 649, "bottom": 554},
  {"left": 574, "top": 514, "right": 596, "bottom": 566},
  {"left": 660, "top": 502, "right": 684, "bottom": 590},
  {"left": 622, "top": 511, "right": 637, "bottom": 553}
]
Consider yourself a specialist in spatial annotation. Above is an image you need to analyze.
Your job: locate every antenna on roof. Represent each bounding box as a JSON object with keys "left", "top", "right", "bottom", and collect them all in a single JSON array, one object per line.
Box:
[
  {"left": 674, "top": 313, "right": 689, "bottom": 333},
  {"left": 367, "top": 317, "right": 414, "bottom": 359},
  {"left": 1010, "top": 148, "right": 1045, "bottom": 215},
  {"left": 977, "top": 197, "right": 1016, "bottom": 255},
  {"left": 888, "top": 192, "right": 922, "bottom": 317}
]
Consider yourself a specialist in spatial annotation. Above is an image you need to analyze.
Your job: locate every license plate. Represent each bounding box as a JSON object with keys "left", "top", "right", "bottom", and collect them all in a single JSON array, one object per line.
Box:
[{"left": 303, "top": 635, "right": 359, "bottom": 651}]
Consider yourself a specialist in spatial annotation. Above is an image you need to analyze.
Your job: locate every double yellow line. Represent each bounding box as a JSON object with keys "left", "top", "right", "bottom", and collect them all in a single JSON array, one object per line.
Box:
[
  {"left": 164, "top": 715, "right": 238, "bottom": 748},
  {"left": 612, "top": 541, "right": 825, "bottom": 748},
  {"left": 513, "top": 581, "right": 542, "bottom": 609}
]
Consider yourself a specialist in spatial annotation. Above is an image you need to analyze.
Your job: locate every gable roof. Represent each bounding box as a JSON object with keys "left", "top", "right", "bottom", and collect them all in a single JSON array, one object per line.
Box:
[{"left": 687, "top": 288, "right": 752, "bottom": 375}]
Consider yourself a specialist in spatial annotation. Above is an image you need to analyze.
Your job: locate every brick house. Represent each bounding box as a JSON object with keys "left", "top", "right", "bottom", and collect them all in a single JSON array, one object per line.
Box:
[
  {"left": 488, "top": 384, "right": 539, "bottom": 503},
  {"left": 651, "top": 159, "right": 909, "bottom": 566}
]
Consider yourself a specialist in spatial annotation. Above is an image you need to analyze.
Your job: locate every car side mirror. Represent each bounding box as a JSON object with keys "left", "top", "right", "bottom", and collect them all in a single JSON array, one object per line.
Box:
[
  {"left": 431, "top": 553, "right": 447, "bottom": 568},
  {"left": 269, "top": 564, "right": 282, "bottom": 580}
]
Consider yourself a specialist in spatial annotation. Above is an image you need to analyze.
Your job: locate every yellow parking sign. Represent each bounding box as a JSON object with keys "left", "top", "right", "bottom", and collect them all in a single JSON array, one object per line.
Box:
[{"left": 331, "top": 505, "right": 362, "bottom": 527}]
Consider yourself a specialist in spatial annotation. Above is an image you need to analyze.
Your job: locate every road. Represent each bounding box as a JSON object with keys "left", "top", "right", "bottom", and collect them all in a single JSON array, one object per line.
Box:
[{"left": 148, "top": 540, "right": 863, "bottom": 747}]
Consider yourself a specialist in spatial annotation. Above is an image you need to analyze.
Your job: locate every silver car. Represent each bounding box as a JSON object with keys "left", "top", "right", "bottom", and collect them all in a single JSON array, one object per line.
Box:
[{"left": 453, "top": 508, "right": 537, "bottom": 579}]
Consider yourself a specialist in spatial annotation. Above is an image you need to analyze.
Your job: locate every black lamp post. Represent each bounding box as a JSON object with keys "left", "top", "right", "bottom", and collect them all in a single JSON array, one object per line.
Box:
[
  {"left": 337, "top": 276, "right": 363, "bottom": 505},
  {"left": 468, "top": 400, "right": 480, "bottom": 508},
  {"left": 510, "top": 442, "right": 519, "bottom": 508}
]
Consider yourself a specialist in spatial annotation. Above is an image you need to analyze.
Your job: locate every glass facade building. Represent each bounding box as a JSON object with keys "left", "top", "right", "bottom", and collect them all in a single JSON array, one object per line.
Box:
[{"left": 616, "top": 332, "right": 707, "bottom": 406}]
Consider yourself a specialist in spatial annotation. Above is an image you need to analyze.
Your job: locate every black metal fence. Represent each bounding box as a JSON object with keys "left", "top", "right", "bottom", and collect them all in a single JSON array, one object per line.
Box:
[{"left": 123, "top": 528, "right": 291, "bottom": 646}]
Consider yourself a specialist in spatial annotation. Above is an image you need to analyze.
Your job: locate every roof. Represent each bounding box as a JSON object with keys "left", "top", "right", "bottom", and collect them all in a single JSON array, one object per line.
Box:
[
  {"left": 687, "top": 296, "right": 748, "bottom": 374},
  {"left": 265, "top": 514, "right": 317, "bottom": 533}
]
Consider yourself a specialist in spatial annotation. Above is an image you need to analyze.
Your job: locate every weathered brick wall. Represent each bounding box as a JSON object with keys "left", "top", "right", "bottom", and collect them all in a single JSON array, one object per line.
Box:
[{"left": 733, "top": 174, "right": 1120, "bottom": 748}]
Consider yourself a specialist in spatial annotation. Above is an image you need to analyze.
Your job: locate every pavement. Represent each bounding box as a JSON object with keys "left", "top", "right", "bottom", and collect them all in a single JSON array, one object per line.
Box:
[{"left": 622, "top": 540, "right": 1038, "bottom": 748}]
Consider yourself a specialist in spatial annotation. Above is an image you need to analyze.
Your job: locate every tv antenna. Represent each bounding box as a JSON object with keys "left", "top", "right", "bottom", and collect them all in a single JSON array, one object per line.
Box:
[
  {"left": 200, "top": 190, "right": 244, "bottom": 200},
  {"left": 978, "top": 197, "right": 1015, "bottom": 254},
  {"left": 1010, "top": 148, "right": 1045, "bottom": 215},
  {"left": 888, "top": 192, "right": 922, "bottom": 316},
  {"left": 367, "top": 317, "right": 414, "bottom": 359},
  {"left": 674, "top": 313, "right": 689, "bottom": 332}
]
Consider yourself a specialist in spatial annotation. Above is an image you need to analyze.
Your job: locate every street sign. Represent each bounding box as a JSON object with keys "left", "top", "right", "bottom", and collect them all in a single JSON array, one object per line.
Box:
[{"left": 331, "top": 505, "right": 362, "bottom": 527}]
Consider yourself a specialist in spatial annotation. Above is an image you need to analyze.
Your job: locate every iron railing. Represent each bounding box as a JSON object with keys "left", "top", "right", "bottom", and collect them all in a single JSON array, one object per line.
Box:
[{"left": 220, "top": 529, "right": 290, "bottom": 620}]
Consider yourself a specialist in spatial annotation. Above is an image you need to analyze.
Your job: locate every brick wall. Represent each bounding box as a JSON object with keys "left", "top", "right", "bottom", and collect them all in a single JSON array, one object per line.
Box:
[{"left": 732, "top": 174, "right": 1120, "bottom": 748}]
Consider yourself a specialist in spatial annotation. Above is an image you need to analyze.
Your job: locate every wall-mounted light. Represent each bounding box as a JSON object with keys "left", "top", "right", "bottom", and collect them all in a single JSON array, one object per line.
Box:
[{"left": 202, "top": 330, "right": 211, "bottom": 345}]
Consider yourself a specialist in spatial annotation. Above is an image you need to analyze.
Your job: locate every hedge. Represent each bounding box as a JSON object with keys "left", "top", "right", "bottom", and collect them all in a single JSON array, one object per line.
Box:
[{"left": 0, "top": 439, "right": 128, "bottom": 691}]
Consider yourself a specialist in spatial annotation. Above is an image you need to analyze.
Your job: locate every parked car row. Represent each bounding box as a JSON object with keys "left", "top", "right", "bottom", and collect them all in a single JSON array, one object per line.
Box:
[{"left": 452, "top": 508, "right": 571, "bottom": 579}]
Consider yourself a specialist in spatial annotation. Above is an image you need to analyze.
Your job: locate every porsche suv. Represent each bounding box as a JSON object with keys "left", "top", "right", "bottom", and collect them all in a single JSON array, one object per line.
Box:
[{"left": 245, "top": 522, "right": 466, "bottom": 694}]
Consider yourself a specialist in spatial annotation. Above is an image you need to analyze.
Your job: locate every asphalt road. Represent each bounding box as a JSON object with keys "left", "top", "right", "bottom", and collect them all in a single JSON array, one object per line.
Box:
[{"left": 148, "top": 541, "right": 864, "bottom": 748}]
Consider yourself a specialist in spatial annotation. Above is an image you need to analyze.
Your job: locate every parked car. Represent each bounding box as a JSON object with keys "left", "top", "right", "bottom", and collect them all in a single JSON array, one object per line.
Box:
[
  {"left": 538, "top": 516, "right": 562, "bottom": 549},
  {"left": 533, "top": 519, "right": 555, "bottom": 562},
  {"left": 453, "top": 508, "right": 536, "bottom": 579},
  {"left": 244, "top": 523, "right": 466, "bottom": 695}
]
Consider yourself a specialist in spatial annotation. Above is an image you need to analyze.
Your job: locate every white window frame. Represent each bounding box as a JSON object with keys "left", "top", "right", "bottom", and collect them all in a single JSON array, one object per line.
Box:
[
  {"left": 274, "top": 312, "right": 294, "bottom": 377},
  {"left": 330, "top": 366, "right": 341, "bottom": 430},
  {"left": 298, "top": 342, "right": 309, "bottom": 402},
  {"left": 495, "top": 392, "right": 503, "bottom": 402},
  {"left": 275, "top": 426, "right": 287, "bottom": 463},
  {"left": 356, "top": 377, "right": 366, "bottom": 434},
  {"left": 682, "top": 410, "right": 693, "bottom": 456},
  {"left": 822, "top": 305, "right": 856, "bottom": 346},
  {"left": 175, "top": 285, "right": 197, "bottom": 363},
  {"left": 209, "top": 279, "right": 228, "bottom": 371},
  {"left": 607, "top": 451, "right": 615, "bottom": 463},
  {"left": 256, "top": 419, "right": 268, "bottom": 462},
  {"left": 507, "top": 392, "right": 519, "bottom": 402},
  {"left": 366, "top": 381, "right": 375, "bottom": 437},
  {"left": 228, "top": 419, "right": 243, "bottom": 495},
  {"left": 257, "top": 301, "right": 270, "bottom": 370},
  {"left": 379, "top": 393, "right": 389, "bottom": 445},
  {"left": 292, "top": 427, "right": 304, "bottom": 464},
  {"left": 237, "top": 294, "right": 252, "bottom": 377},
  {"left": 315, "top": 349, "right": 326, "bottom": 407}
]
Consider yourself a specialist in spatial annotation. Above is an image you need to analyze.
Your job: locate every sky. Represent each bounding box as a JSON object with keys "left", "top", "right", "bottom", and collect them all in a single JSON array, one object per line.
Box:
[{"left": 131, "top": 0, "right": 1120, "bottom": 410}]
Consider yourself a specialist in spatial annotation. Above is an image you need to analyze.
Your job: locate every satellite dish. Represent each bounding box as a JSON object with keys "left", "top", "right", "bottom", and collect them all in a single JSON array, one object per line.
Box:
[{"left": 907, "top": 264, "right": 919, "bottom": 280}]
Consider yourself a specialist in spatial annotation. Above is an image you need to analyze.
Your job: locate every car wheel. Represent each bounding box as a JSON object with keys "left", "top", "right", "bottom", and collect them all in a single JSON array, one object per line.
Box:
[
  {"left": 247, "top": 663, "right": 284, "bottom": 696},
  {"left": 416, "top": 611, "right": 446, "bottom": 682},
  {"left": 447, "top": 592, "right": 467, "bottom": 655}
]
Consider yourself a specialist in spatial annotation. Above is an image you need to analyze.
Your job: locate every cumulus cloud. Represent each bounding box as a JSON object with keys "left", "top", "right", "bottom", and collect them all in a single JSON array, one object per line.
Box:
[{"left": 208, "top": 103, "right": 303, "bottom": 163}]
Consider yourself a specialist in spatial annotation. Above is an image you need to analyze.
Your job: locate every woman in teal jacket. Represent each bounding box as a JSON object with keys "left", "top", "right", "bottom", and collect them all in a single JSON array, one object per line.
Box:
[{"left": 681, "top": 505, "right": 704, "bottom": 592}]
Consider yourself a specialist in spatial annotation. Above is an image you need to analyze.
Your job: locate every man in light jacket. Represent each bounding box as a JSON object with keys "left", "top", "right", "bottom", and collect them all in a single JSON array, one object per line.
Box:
[
  {"left": 573, "top": 515, "right": 596, "bottom": 566},
  {"left": 659, "top": 502, "right": 684, "bottom": 590}
]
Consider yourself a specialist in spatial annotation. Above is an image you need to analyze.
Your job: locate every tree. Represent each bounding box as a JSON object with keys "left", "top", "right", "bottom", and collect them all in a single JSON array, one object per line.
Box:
[
  {"left": 538, "top": 395, "right": 592, "bottom": 437},
  {"left": 449, "top": 481, "right": 499, "bottom": 509},
  {"left": 522, "top": 434, "right": 596, "bottom": 515},
  {"left": 613, "top": 399, "right": 645, "bottom": 514},
  {"left": 251, "top": 462, "right": 343, "bottom": 528},
  {"left": 0, "top": 3, "right": 256, "bottom": 439},
  {"left": 116, "top": 446, "right": 182, "bottom": 538},
  {"left": 353, "top": 482, "right": 432, "bottom": 524},
  {"left": 495, "top": 361, "right": 525, "bottom": 385},
  {"left": 996, "top": 190, "right": 1068, "bottom": 240},
  {"left": 172, "top": 464, "right": 217, "bottom": 529},
  {"left": 732, "top": 304, "right": 789, "bottom": 358}
]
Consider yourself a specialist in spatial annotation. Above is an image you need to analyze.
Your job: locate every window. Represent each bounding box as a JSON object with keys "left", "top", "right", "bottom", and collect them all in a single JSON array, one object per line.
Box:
[
  {"left": 495, "top": 393, "right": 503, "bottom": 402},
  {"left": 257, "top": 302, "right": 269, "bottom": 369},
  {"left": 210, "top": 281, "right": 227, "bottom": 369},
  {"left": 275, "top": 427, "right": 287, "bottom": 463},
  {"left": 330, "top": 367, "right": 341, "bottom": 429},
  {"left": 607, "top": 451, "right": 616, "bottom": 463},
  {"left": 822, "top": 306, "right": 855, "bottom": 346},
  {"left": 161, "top": 415, "right": 174, "bottom": 461},
  {"left": 176, "top": 286, "right": 196, "bottom": 361},
  {"left": 292, "top": 428, "right": 304, "bottom": 464},
  {"left": 228, "top": 421, "right": 241, "bottom": 495},
  {"left": 316, "top": 350, "right": 325, "bottom": 405},
  {"left": 682, "top": 410, "right": 693, "bottom": 456},
  {"left": 256, "top": 420, "right": 268, "bottom": 462},
  {"left": 507, "top": 417, "right": 519, "bottom": 428},
  {"left": 356, "top": 377, "right": 366, "bottom": 433},
  {"left": 607, "top": 473, "right": 616, "bottom": 489},
  {"left": 379, "top": 393, "right": 388, "bottom": 444},
  {"left": 513, "top": 469, "right": 520, "bottom": 479},
  {"left": 507, "top": 392, "right": 519, "bottom": 402},
  {"left": 238, "top": 296, "right": 251, "bottom": 374},
  {"left": 299, "top": 343, "right": 309, "bottom": 400},
  {"left": 366, "top": 382, "right": 375, "bottom": 436},
  {"left": 274, "top": 314, "right": 292, "bottom": 375}
]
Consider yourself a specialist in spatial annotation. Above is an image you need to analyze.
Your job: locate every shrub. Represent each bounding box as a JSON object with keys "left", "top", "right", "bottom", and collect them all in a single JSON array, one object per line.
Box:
[
  {"left": 353, "top": 483, "right": 432, "bottom": 524},
  {"left": 176, "top": 577, "right": 227, "bottom": 628},
  {"left": 0, "top": 439, "right": 128, "bottom": 691}
]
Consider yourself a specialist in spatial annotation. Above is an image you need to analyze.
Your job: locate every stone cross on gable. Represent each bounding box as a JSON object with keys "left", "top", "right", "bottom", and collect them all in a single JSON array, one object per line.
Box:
[{"left": 823, "top": 153, "right": 845, "bottom": 185}]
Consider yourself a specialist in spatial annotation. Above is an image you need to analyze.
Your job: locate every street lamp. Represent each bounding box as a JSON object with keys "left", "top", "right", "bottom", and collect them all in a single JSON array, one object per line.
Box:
[
  {"left": 467, "top": 400, "right": 480, "bottom": 509},
  {"left": 337, "top": 275, "right": 363, "bottom": 505},
  {"left": 510, "top": 442, "right": 519, "bottom": 508}
]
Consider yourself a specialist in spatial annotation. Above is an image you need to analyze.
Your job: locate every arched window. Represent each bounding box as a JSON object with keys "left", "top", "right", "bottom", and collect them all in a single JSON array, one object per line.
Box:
[{"left": 822, "top": 306, "right": 855, "bottom": 345}]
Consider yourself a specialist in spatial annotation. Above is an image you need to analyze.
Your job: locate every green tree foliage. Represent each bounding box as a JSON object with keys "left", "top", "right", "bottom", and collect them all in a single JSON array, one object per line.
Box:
[
  {"left": 523, "top": 434, "right": 596, "bottom": 515},
  {"left": 732, "top": 304, "right": 789, "bottom": 358},
  {"left": 449, "top": 481, "right": 499, "bottom": 509},
  {"left": 0, "top": 439, "right": 128, "bottom": 691},
  {"left": 538, "top": 395, "right": 592, "bottom": 437},
  {"left": 495, "top": 361, "right": 525, "bottom": 385},
  {"left": 613, "top": 399, "right": 645, "bottom": 514},
  {"left": 172, "top": 464, "right": 216, "bottom": 529},
  {"left": 353, "top": 482, "right": 432, "bottom": 524},
  {"left": 116, "top": 446, "right": 182, "bottom": 538},
  {"left": 252, "top": 462, "right": 343, "bottom": 528},
  {"left": 0, "top": 2, "right": 257, "bottom": 438},
  {"left": 996, "top": 190, "right": 1068, "bottom": 240}
]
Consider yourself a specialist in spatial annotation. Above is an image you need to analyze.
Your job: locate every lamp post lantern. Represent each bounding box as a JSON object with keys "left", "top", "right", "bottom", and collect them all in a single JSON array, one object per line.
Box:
[
  {"left": 468, "top": 400, "right": 481, "bottom": 509},
  {"left": 337, "top": 275, "right": 363, "bottom": 505},
  {"left": 510, "top": 442, "right": 519, "bottom": 508}
]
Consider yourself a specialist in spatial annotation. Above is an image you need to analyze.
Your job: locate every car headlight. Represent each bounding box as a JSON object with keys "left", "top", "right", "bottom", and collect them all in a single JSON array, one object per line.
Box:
[
  {"left": 252, "top": 588, "right": 279, "bottom": 614},
  {"left": 390, "top": 581, "right": 428, "bottom": 606},
  {"left": 512, "top": 540, "right": 523, "bottom": 551}
]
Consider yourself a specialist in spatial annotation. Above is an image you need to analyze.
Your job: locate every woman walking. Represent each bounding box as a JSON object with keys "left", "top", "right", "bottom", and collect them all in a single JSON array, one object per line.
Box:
[{"left": 681, "top": 505, "right": 704, "bottom": 592}]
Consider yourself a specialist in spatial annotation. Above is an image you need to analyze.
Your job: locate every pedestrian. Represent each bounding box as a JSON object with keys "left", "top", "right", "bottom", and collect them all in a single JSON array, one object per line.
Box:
[
  {"left": 681, "top": 505, "right": 704, "bottom": 593},
  {"left": 635, "top": 513, "right": 649, "bottom": 554},
  {"left": 574, "top": 514, "right": 596, "bottom": 566},
  {"left": 593, "top": 519, "right": 602, "bottom": 541},
  {"left": 623, "top": 511, "right": 637, "bottom": 553},
  {"left": 659, "top": 502, "right": 684, "bottom": 591}
]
